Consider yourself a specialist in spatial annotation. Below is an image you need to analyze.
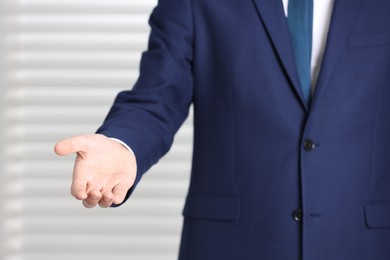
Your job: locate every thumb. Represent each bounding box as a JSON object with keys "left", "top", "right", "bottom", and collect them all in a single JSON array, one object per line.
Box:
[{"left": 54, "top": 135, "right": 90, "bottom": 156}]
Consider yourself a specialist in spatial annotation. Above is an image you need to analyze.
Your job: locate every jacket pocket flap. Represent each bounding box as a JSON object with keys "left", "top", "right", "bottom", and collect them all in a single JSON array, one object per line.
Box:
[
  {"left": 364, "top": 203, "right": 390, "bottom": 229},
  {"left": 183, "top": 192, "right": 241, "bottom": 221},
  {"left": 349, "top": 33, "right": 390, "bottom": 49}
]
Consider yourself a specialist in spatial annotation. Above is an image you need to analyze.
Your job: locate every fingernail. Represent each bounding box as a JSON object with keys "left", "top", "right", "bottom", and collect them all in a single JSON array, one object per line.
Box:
[
  {"left": 91, "top": 195, "right": 99, "bottom": 200},
  {"left": 82, "top": 201, "right": 95, "bottom": 209}
]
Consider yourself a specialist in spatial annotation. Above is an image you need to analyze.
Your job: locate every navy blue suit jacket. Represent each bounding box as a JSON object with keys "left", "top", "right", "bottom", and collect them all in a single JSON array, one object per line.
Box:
[{"left": 97, "top": 0, "right": 390, "bottom": 259}]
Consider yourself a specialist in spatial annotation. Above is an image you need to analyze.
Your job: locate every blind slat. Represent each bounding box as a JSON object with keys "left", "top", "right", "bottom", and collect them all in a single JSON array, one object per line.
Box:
[{"left": 3, "top": 0, "right": 192, "bottom": 259}]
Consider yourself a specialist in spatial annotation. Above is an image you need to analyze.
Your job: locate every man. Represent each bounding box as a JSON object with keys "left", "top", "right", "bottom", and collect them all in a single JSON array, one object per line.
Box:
[{"left": 55, "top": 0, "right": 390, "bottom": 259}]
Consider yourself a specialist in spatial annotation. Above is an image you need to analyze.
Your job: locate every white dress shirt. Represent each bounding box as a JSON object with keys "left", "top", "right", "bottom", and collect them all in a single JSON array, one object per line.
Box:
[{"left": 282, "top": 0, "right": 335, "bottom": 91}]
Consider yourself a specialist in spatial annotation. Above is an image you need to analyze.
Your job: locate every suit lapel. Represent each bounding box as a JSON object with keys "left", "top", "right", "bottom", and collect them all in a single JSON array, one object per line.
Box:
[
  {"left": 253, "top": 0, "right": 308, "bottom": 111},
  {"left": 311, "top": 0, "right": 364, "bottom": 110}
]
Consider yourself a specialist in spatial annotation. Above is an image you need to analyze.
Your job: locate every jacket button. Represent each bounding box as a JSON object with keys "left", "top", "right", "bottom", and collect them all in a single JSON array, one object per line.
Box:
[
  {"left": 303, "top": 139, "right": 316, "bottom": 151},
  {"left": 293, "top": 209, "right": 303, "bottom": 222}
]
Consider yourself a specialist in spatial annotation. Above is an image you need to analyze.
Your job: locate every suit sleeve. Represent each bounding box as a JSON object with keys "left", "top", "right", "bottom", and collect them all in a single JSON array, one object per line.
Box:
[{"left": 96, "top": 0, "right": 194, "bottom": 205}]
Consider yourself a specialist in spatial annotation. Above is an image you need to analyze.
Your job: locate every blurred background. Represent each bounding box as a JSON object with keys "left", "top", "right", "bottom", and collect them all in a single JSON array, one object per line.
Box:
[{"left": 1, "top": 0, "right": 193, "bottom": 259}]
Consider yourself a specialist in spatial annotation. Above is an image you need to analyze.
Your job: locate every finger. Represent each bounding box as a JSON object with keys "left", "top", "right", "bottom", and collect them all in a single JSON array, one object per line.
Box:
[
  {"left": 82, "top": 200, "right": 97, "bottom": 209},
  {"left": 54, "top": 135, "right": 90, "bottom": 156},
  {"left": 70, "top": 182, "right": 88, "bottom": 200},
  {"left": 112, "top": 183, "right": 130, "bottom": 205},
  {"left": 82, "top": 189, "right": 102, "bottom": 208},
  {"left": 98, "top": 191, "right": 115, "bottom": 208}
]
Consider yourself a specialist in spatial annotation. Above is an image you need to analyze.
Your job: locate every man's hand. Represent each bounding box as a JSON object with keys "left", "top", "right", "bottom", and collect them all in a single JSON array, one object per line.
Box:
[{"left": 54, "top": 134, "right": 136, "bottom": 208}]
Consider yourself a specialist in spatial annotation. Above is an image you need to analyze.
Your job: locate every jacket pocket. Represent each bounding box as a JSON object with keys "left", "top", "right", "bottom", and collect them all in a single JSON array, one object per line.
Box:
[
  {"left": 182, "top": 192, "right": 241, "bottom": 221},
  {"left": 364, "top": 202, "right": 390, "bottom": 229},
  {"left": 348, "top": 32, "right": 390, "bottom": 49}
]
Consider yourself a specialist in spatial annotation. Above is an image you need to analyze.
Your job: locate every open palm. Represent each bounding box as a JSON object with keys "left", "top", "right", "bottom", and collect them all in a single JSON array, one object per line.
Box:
[{"left": 54, "top": 134, "right": 136, "bottom": 208}]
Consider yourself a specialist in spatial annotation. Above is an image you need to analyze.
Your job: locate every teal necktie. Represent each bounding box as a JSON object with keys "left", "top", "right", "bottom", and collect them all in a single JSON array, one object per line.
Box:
[{"left": 287, "top": 0, "right": 313, "bottom": 104}]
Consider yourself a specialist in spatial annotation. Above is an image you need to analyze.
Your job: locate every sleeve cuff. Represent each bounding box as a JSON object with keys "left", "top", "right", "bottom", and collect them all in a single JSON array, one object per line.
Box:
[{"left": 109, "top": 138, "right": 135, "bottom": 155}]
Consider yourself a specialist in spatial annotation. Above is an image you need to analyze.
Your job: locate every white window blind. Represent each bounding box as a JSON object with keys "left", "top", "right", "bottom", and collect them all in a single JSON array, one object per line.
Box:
[{"left": 2, "top": 0, "right": 192, "bottom": 259}]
